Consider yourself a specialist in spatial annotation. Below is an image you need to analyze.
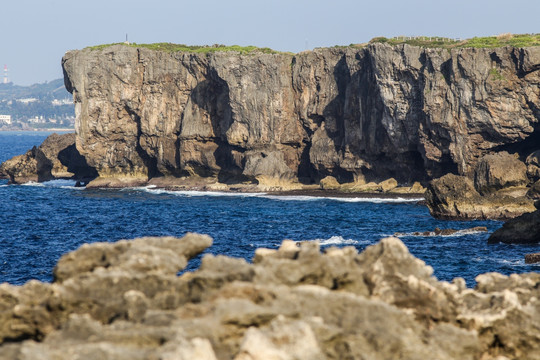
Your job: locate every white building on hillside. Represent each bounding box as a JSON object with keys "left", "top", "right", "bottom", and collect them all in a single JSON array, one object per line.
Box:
[{"left": 0, "top": 114, "right": 12, "bottom": 124}]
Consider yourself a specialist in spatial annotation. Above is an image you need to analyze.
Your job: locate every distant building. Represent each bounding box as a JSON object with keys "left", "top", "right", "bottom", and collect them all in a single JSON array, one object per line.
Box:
[
  {"left": 0, "top": 114, "right": 12, "bottom": 124},
  {"left": 17, "top": 98, "right": 38, "bottom": 104},
  {"left": 51, "top": 98, "right": 72, "bottom": 106}
]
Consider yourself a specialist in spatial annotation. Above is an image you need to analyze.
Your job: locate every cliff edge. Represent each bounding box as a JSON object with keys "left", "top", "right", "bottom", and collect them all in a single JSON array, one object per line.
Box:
[{"left": 61, "top": 43, "right": 540, "bottom": 187}]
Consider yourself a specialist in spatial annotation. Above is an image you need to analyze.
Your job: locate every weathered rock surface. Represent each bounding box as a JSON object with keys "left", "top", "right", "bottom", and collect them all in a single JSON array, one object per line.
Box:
[
  {"left": 425, "top": 173, "right": 535, "bottom": 219},
  {"left": 473, "top": 152, "right": 528, "bottom": 195},
  {"left": 61, "top": 43, "right": 540, "bottom": 187},
  {"left": 526, "top": 150, "right": 540, "bottom": 182},
  {"left": 525, "top": 252, "right": 540, "bottom": 264},
  {"left": 0, "top": 133, "right": 95, "bottom": 184},
  {"left": 1, "top": 234, "right": 540, "bottom": 359},
  {"left": 488, "top": 208, "right": 540, "bottom": 244},
  {"left": 426, "top": 151, "right": 536, "bottom": 219}
]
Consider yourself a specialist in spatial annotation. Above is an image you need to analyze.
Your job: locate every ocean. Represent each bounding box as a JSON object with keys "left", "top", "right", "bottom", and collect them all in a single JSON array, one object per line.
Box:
[{"left": 1, "top": 131, "right": 539, "bottom": 286}]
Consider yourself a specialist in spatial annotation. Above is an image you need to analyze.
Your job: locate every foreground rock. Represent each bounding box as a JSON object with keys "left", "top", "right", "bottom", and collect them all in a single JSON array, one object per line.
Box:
[
  {"left": 0, "top": 133, "right": 96, "bottom": 184},
  {"left": 1, "top": 234, "right": 540, "bottom": 359}
]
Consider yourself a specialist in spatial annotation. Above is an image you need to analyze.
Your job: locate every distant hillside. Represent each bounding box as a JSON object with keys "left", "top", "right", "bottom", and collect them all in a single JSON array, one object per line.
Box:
[{"left": 0, "top": 79, "right": 74, "bottom": 130}]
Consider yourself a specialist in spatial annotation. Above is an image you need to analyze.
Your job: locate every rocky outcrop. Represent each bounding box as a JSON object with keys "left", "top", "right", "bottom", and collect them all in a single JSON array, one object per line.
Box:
[
  {"left": 61, "top": 43, "right": 540, "bottom": 188},
  {"left": 426, "top": 153, "right": 536, "bottom": 219},
  {"left": 1, "top": 234, "right": 540, "bottom": 359},
  {"left": 488, "top": 204, "right": 540, "bottom": 244},
  {"left": 0, "top": 133, "right": 96, "bottom": 184},
  {"left": 473, "top": 152, "right": 528, "bottom": 195},
  {"left": 394, "top": 226, "right": 487, "bottom": 237}
]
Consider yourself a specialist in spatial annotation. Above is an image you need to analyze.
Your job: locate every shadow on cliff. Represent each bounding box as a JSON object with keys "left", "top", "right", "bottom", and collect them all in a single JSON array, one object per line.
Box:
[
  {"left": 58, "top": 144, "right": 98, "bottom": 182},
  {"left": 296, "top": 55, "right": 355, "bottom": 184},
  {"left": 188, "top": 70, "right": 249, "bottom": 183},
  {"left": 299, "top": 53, "right": 428, "bottom": 184}
]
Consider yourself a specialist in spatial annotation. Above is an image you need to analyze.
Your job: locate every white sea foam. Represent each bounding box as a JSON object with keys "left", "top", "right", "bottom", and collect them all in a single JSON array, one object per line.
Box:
[
  {"left": 140, "top": 187, "right": 267, "bottom": 198},
  {"left": 21, "top": 179, "right": 80, "bottom": 189},
  {"left": 262, "top": 195, "right": 423, "bottom": 203},
  {"left": 301, "top": 236, "right": 372, "bottom": 246},
  {"left": 135, "top": 186, "right": 424, "bottom": 203}
]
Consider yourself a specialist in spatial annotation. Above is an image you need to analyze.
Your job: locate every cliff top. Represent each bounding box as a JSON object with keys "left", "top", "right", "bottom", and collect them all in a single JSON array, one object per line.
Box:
[
  {"left": 85, "top": 33, "right": 540, "bottom": 55},
  {"left": 368, "top": 33, "right": 540, "bottom": 48},
  {"left": 86, "top": 42, "right": 289, "bottom": 54}
]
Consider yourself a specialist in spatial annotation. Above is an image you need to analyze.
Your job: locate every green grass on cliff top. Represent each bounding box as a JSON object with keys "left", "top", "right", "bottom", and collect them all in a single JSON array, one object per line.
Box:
[
  {"left": 87, "top": 34, "right": 540, "bottom": 54},
  {"left": 86, "top": 42, "right": 284, "bottom": 54},
  {"left": 368, "top": 33, "right": 540, "bottom": 48}
]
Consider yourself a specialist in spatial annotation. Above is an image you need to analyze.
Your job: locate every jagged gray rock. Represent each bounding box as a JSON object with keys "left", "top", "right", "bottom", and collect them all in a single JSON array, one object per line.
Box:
[
  {"left": 1, "top": 234, "right": 540, "bottom": 359},
  {"left": 61, "top": 43, "right": 540, "bottom": 187}
]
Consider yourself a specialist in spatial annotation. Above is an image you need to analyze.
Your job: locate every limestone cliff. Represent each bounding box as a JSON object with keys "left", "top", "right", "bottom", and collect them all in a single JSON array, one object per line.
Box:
[{"left": 62, "top": 44, "right": 540, "bottom": 186}]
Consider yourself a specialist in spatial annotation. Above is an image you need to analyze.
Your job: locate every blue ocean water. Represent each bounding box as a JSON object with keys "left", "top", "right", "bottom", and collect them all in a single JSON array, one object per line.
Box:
[{"left": 1, "top": 131, "right": 539, "bottom": 286}]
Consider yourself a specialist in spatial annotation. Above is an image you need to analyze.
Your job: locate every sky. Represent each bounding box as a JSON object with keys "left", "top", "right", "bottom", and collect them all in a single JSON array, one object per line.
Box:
[{"left": 1, "top": 0, "right": 539, "bottom": 85}]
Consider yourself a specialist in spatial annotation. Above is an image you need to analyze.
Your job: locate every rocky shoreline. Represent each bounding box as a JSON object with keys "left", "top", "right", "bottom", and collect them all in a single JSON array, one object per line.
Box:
[{"left": 1, "top": 233, "right": 540, "bottom": 360}]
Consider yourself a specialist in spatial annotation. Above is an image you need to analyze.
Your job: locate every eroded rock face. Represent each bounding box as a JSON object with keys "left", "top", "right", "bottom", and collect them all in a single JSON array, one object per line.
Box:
[
  {"left": 1, "top": 234, "right": 540, "bottom": 359},
  {"left": 488, "top": 208, "right": 540, "bottom": 244},
  {"left": 474, "top": 152, "right": 528, "bottom": 195},
  {"left": 426, "top": 155, "right": 535, "bottom": 220},
  {"left": 61, "top": 44, "right": 540, "bottom": 186},
  {"left": 0, "top": 133, "right": 96, "bottom": 184}
]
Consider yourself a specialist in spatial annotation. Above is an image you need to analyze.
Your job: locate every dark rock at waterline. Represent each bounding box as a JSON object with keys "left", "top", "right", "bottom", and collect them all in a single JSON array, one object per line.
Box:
[
  {"left": 2, "top": 234, "right": 540, "bottom": 359},
  {"left": 525, "top": 253, "right": 540, "bottom": 264},
  {"left": 0, "top": 133, "right": 97, "bottom": 184},
  {"left": 395, "top": 226, "right": 487, "bottom": 237},
  {"left": 488, "top": 209, "right": 540, "bottom": 244}
]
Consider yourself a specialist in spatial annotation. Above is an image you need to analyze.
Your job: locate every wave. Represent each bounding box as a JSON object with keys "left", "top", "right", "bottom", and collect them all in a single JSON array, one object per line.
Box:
[
  {"left": 301, "top": 236, "right": 372, "bottom": 246},
  {"left": 135, "top": 186, "right": 423, "bottom": 203},
  {"left": 21, "top": 179, "right": 81, "bottom": 189},
  {"left": 137, "top": 187, "right": 267, "bottom": 198},
  {"left": 261, "top": 195, "right": 423, "bottom": 203}
]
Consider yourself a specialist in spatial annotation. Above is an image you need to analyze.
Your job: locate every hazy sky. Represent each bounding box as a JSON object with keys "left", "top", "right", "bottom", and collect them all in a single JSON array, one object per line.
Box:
[{"left": 2, "top": 0, "right": 539, "bottom": 85}]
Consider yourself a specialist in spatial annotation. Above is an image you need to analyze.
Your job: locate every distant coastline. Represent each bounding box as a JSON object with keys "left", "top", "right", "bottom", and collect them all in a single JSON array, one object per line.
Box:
[{"left": 0, "top": 127, "right": 74, "bottom": 132}]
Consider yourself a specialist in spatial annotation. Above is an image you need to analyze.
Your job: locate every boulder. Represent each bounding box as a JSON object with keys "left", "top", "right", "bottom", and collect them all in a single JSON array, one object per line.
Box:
[
  {"left": 426, "top": 173, "right": 535, "bottom": 220},
  {"left": 526, "top": 150, "right": 540, "bottom": 182},
  {"left": 487, "top": 209, "right": 540, "bottom": 244},
  {"left": 319, "top": 176, "right": 340, "bottom": 190},
  {"left": 379, "top": 178, "right": 398, "bottom": 192},
  {"left": 473, "top": 152, "right": 528, "bottom": 195},
  {"left": 525, "top": 253, "right": 540, "bottom": 264}
]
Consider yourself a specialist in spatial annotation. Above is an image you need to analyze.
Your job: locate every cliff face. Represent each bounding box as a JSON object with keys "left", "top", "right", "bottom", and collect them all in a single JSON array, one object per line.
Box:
[{"left": 62, "top": 44, "right": 540, "bottom": 185}]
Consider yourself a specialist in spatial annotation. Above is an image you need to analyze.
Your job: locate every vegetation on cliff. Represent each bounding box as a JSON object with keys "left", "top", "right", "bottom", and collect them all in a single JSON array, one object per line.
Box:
[
  {"left": 87, "top": 42, "right": 285, "bottom": 54},
  {"left": 369, "top": 33, "right": 540, "bottom": 48}
]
